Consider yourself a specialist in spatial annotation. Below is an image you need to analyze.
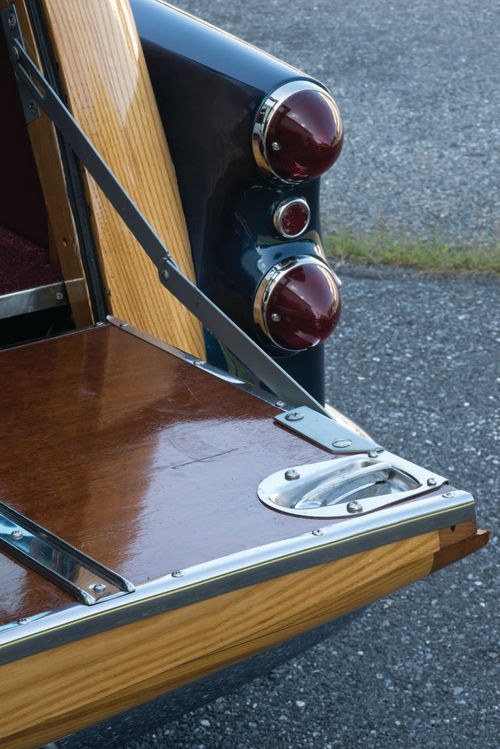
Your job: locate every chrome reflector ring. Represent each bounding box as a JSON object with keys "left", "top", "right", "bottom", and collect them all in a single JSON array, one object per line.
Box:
[{"left": 273, "top": 197, "right": 310, "bottom": 239}]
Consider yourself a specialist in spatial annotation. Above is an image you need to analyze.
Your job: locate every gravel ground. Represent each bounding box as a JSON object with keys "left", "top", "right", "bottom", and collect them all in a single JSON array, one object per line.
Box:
[{"left": 174, "top": 0, "right": 499, "bottom": 246}]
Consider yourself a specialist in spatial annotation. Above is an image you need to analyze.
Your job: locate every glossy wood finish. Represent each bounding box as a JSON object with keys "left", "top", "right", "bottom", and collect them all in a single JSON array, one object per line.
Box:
[
  {"left": 0, "top": 324, "right": 333, "bottom": 626},
  {"left": 2, "top": 0, "right": 93, "bottom": 328},
  {"left": 0, "top": 530, "right": 440, "bottom": 749},
  {"left": 0, "top": 324, "right": 487, "bottom": 747},
  {"left": 0, "top": 325, "right": 486, "bottom": 629},
  {"left": 39, "top": 0, "right": 205, "bottom": 356}
]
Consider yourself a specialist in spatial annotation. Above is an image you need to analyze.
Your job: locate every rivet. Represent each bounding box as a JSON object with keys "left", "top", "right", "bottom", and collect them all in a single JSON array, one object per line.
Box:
[
  {"left": 276, "top": 400, "right": 285, "bottom": 408},
  {"left": 161, "top": 269, "right": 169, "bottom": 281},
  {"left": 119, "top": 322, "right": 129, "bottom": 328},
  {"left": 285, "top": 411, "right": 304, "bottom": 422},
  {"left": 28, "top": 100, "right": 37, "bottom": 114},
  {"left": 56, "top": 292, "right": 64, "bottom": 301},
  {"left": 17, "top": 617, "right": 30, "bottom": 626},
  {"left": 312, "top": 529, "right": 324, "bottom": 536},
  {"left": 284, "top": 469, "right": 300, "bottom": 481},
  {"left": 171, "top": 570, "right": 184, "bottom": 578},
  {"left": 271, "top": 141, "right": 281, "bottom": 151},
  {"left": 332, "top": 439, "right": 352, "bottom": 449},
  {"left": 95, "top": 321, "right": 105, "bottom": 326},
  {"left": 91, "top": 583, "right": 106, "bottom": 593},
  {"left": 271, "top": 312, "right": 281, "bottom": 322},
  {"left": 11, "top": 529, "right": 23, "bottom": 540},
  {"left": 347, "top": 500, "right": 363, "bottom": 514},
  {"left": 368, "top": 450, "right": 379, "bottom": 458},
  {"left": 10, "top": 45, "right": 20, "bottom": 62},
  {"left": 427, "top": 478, "right": 437, "bottom": 487},
  {"left": 7, "top": 12, "right": 17, "bottom": 29},
  {"left": 442, "top": 491, "right": 456, "bottom": 498}
]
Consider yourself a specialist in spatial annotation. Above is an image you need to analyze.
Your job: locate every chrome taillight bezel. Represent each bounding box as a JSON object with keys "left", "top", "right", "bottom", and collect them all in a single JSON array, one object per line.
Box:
[
  {"left": 253, "top": 255, "right": 340, "bottom": 351},
  {"left": 252, "top": 80, "right": 342, "bottom": 184}
]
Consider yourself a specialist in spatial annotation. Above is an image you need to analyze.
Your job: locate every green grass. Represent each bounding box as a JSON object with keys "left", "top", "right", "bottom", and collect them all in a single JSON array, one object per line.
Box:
[{"left": 324, "top": 228, "right": 500, "bottom": 275}]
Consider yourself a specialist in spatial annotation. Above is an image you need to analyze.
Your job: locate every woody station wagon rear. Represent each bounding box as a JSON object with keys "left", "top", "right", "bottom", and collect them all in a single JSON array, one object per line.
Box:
[{"left": 0, "top": 1, "right": 488, "bottom": 747}]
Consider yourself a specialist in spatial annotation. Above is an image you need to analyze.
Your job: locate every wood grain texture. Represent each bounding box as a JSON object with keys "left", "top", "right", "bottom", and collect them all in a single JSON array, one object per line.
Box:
[
  {"left": 4, "top": 0, "right": 93, "bottom": 328},
  {"left": 40, "top": 0, "right": 205, "bottom": 356},
  {"left": 0, "top": 326, "right": 485, "bottom": 628},
  {"left": 0, "top": 325, "right": 336, "bottom": 625},
  {"left": 0, "top": 531, "right": 438, "bottom": 749}
]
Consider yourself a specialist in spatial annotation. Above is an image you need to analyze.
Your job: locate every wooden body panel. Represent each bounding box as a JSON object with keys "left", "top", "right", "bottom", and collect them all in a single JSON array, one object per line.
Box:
[
  {"left": 39, "top": 0, "right": 205, "bottom": 356},
  {"left": 0, "top": 531, "right": 439, "bottom": 749}
]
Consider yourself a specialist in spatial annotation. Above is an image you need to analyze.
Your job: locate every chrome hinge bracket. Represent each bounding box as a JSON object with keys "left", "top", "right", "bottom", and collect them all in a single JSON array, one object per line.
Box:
[
  {"left": 0, "top": 501, "right": 135, "bottom": 605},
  {"left": 1, "top": 5, "right": 40, "bottom": 123},
  {"left": 5, "top": 33, "right": 331, "bottom": 419},
  {"left": 276, "top": 406, "right": 382, "bottom": 454}
]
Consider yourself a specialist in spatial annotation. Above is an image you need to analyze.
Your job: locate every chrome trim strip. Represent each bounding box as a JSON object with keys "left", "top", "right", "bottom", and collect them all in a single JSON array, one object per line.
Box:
[
  {"left": 0, "top": 486, "right": 474, "bottom": 665},
  {"left": 252, "top": 80, "right": 341, "bottom": 183},
  {"left": 253, "top": 257, "right": 341, "bottom": 351},
  {"left": 0, "top": 501, "right": 135, "bottom": 605},
  {"left": 0, "top": 282, "right": 67, "bottom": 320},
  {"left": 273, "top": 197, "right": 311, "bottom": 239},
  {"left": 106, "top": 317, "right": 294, "bottom": 412},
  {"left": 257, "top": 450, "right": 447, "bottom": 517}
]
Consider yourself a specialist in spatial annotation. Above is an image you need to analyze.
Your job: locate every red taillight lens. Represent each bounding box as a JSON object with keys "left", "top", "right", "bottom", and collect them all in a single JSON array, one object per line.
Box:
[
  {"left": 253, "top": 82, "right": 343, "bottom": 183},
  {"left": 254, "top": 258, "right": 341, "bottom": 350}
]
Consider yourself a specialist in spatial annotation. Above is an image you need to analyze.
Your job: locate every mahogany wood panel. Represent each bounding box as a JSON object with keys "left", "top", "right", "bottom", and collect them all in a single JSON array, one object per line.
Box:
[
  {"left": 0, "top": 325, "right": 335, "bottom": 625},
  {"left": 0, "top": 531, "right": 439, "bottom": 749},
  {"left": 3, "top": 0, "right": 93, "bottom": 328},
  {"left": 39, "top": 0, "right": 205, "bottom": 356},
  {"left": 0, "top": 327, "right": 485, "bottom": 631}
]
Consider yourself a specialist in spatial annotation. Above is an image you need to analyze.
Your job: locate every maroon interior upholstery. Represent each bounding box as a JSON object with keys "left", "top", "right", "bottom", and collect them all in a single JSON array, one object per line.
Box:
[
  {"left": 0, "top": 25, "right": 48, "bottom": 249},
  {"left": 0, "top": 22, "right": 58, "bottom": 295},
  {"left": 0, "top": 225, "right": 59, "bottom": 294}
]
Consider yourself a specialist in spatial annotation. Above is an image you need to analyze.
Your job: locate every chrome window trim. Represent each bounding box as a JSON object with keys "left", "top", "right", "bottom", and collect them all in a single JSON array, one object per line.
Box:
[
  {"left": 252, "top": 79, "right": 341, "bottom": 183},
  {"left": 273, "top": 197, "right": 311, "bottom": 239},
  {"left": 253, "top": 256, "right": 340, "bottom": 351}
]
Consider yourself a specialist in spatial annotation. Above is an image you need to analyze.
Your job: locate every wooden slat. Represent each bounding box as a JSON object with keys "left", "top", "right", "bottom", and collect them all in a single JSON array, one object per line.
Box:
[
  {"left": 39, "top": 0, "right": 205, "bottom": 356},
  {"left": 0, "top": 531, "right": 439, "bottom": 749},
  {"left": 6, "top": 0, "right": 93, "bottom": 328}
]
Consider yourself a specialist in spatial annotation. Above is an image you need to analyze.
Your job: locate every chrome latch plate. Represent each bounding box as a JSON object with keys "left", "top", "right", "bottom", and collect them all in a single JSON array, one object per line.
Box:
[{"left": 257, "top": 450, "right": 448, "bottom": 518}]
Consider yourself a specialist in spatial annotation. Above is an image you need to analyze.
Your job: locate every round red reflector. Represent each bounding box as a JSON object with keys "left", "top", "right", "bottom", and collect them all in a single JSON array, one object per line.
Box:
[
  {"left": 253, "top": 82, "right": 343, "bottom": 183},
  {"left": 254, "top": 258, "right": 341, "bottom": 350},
  {"left": 274, "top": 198, "right": 310, "bottom": 238}
]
